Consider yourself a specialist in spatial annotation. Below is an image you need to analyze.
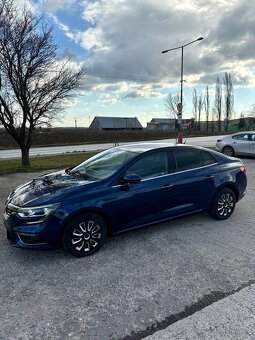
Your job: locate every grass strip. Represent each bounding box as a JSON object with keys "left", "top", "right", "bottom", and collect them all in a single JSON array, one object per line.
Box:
[{"left": 0, "top": 151, "right": 97, "bottom": 175}]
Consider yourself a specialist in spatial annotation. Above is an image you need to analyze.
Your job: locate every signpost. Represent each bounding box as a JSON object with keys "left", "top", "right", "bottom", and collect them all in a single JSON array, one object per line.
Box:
[
  {"left": 162, "top": 37, "right": 204, "bottom": 144},
  {"left": 177, "top": 103, "right": 182, "bottom": 112},
  {"left": 177, "top": 103, "right": 183, "bottom": 143}
]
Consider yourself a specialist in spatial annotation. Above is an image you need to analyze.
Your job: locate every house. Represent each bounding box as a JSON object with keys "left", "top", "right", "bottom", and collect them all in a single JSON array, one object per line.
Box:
[
  {"left": 89, "top": 116, "right": 143, "bottom": 131},
  {"left": 147, "top": 118, "right": 176, "bottom": 131}
]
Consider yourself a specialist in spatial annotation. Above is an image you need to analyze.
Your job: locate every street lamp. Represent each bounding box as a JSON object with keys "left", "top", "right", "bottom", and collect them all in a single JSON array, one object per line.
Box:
[{"left": 162, "top": 37, "right": 204, "bottom": 143}]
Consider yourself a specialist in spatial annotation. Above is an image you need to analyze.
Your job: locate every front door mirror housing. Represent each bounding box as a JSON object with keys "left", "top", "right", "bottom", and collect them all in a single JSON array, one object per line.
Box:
[{"left": 121, "top": 174, "right": 141, "bottom": 185}]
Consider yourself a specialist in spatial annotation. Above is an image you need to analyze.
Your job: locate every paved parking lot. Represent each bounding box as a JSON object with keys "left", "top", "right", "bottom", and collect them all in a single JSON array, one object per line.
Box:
[{"left": 0, "top": 158, "right": 255, "bottom": 340}]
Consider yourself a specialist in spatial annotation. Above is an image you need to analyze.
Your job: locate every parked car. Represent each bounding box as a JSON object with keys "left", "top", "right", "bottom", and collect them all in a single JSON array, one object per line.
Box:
[
  {"left": 4, "top": 143, "right": 247, "bottom": 257},
  {"left": 216, "top": 131, "right": 255, "bottom": 157}
]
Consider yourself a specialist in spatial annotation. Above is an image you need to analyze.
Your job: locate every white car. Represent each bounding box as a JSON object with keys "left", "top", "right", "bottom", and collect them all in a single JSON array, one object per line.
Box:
[{"left": 216, "top": 131, "right": 255, "bottom": 157}]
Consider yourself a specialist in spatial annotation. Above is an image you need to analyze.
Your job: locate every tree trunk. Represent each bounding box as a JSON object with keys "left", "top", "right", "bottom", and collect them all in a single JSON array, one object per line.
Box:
[
  {"left": 225, "top": 119, "right": 229, "bottom": 132},
  {"left": 21, "top": 147, "right": 30, "bottom": 166}
]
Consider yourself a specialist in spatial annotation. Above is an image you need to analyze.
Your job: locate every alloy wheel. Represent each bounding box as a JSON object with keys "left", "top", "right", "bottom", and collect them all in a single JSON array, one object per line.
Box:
[
  {"left": 63, "top": 213, "right": 107, "bottom": 257},
  {"left": 216, "top": 192, "right": 234, "bottom": 217},
  {"left": 222, "top": 146, "right": 234, "bottom": 157},
  {"left": 71, "top": 220, "right": 102, "bottom": 253}
]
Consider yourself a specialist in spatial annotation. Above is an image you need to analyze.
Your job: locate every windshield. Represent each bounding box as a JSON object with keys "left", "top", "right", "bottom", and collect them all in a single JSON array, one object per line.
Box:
[{"left": 69, "top": 147, "right": 138, "bottom": 181}]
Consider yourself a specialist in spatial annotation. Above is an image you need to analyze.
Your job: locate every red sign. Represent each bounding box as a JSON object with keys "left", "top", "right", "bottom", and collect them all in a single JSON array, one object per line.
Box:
[{"left": 177, "top": 103, "right": 182, "bottom": 112}]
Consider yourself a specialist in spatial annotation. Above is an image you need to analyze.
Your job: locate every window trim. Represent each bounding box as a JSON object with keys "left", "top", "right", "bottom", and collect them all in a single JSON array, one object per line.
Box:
[
  {"left": 173, "top": 148, "right": 217, "bottom": 173},
  {"left": 111, "top": 147, "right": 218, "bottom": 187}
]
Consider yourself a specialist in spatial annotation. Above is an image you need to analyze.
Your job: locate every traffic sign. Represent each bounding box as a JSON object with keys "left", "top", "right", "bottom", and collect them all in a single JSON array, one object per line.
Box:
[{"left": 177, "top": 103, "right": 182, "bottom": 112}]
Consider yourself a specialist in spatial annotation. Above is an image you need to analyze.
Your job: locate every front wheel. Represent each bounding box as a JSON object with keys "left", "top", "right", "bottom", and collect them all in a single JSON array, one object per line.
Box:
[
  {"left": 63, "top": 213, "right": 107, "bottom": 257},
  {"left": 210, "top": 188, "right": 236, "bottom": 220}
]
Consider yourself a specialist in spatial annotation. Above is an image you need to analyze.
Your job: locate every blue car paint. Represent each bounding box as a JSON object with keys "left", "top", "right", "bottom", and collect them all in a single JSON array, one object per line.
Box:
[{"left": 4, "top": 144, "right": 247, "bottom": 250}]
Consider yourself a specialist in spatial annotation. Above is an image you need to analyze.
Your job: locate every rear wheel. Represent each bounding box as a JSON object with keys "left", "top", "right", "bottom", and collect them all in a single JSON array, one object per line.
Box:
[
  {"left": 210, "top": 188, "right": 236, "bottom": 220},
  {"left": 222, "top": 146, "right": 234, "bottom": 157},
  {"left": 63, "top": 213, "right": 107, "bottom": 257}
]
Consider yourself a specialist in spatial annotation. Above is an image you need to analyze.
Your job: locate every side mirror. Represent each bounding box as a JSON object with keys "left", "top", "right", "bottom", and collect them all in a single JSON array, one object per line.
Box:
[{"left": 121, "top": 174, "right": 141, "bottom": 185}]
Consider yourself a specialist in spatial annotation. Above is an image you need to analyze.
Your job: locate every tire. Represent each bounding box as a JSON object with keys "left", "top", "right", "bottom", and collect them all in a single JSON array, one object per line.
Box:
[
  {"left": 210, "top": 188, "right": 236, "bottom": 220},
  {"left": 63, "top": 213, "right": 107, "bottom": 257},
  {"left": 222, "top": 146, "right": 235, "bottom": 157}
]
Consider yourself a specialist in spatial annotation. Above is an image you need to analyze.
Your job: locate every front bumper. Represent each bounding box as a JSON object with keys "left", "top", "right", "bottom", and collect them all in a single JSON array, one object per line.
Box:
[
  {"left": 4, "top": 205, "right": 64, "bottom": 250},
  {"left": 215, "top": 142, "right": 223, "bottom": 152},
  {"left": 4, "top": 219, "right": 52, "bottom": 249}
]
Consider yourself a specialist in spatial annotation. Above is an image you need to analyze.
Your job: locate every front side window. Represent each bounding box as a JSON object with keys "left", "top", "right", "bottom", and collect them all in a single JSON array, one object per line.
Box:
[
  {"left": 233, "top": 134, "right": 249, "bottom": 141},
  {"left": 125, "top": 151, "right": 168, "bottom": 180}
]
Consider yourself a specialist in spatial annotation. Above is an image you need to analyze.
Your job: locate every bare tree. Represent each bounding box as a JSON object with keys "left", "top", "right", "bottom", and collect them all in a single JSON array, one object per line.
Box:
[
  {"left": 214, "top": 76, "right": 222, "bottom": 132},
  {"left": 211, "top": 108, "right": 215, "bottom": 133},
  {"left": 250, "top": 104, "right": 255, "bottom": 129},
  {"left": 238, "top": 113, "right": 246, "bottom": 130},
  {"left": 251, "top": 104, "right": 255, "bottom": 116},
  {"left": 197, "top": 93, "right": 204, "bottom": 131},
  {"left": 165, "top": 92, "right": 180, "bottom": 118},
  {"left": 223, "top": 72, "right": 234, "bottom": 131},
  {"left": 204, "top": 86, "right": 210, "bottom": 132},
  {"left": 0, "top": 0, "right": 86, "bottom": 166},
  {"left": 192, "top": 88, "right": 198, "bottom": 130}
]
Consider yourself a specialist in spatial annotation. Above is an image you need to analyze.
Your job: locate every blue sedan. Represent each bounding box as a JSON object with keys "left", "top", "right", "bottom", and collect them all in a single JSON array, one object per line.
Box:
[{"left": 4, "top": 143, "right": 247, "bottom": 257}]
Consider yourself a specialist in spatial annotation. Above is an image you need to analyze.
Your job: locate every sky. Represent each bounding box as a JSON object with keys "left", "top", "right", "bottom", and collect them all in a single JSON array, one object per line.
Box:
[{"left": 18, "top": 0, "right": 255, "bottom": 127}]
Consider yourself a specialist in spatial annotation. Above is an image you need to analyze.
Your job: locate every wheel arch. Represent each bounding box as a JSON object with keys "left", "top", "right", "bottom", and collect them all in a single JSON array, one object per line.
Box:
[
  {"left": 216, "top": 183, "right": 239, "bottom": 202},
  {"left": 60, "top": 207, "right": 113, "bottom": 238},
  {"left": 222, "top": 145, "right": 235, "bottom": 155}
]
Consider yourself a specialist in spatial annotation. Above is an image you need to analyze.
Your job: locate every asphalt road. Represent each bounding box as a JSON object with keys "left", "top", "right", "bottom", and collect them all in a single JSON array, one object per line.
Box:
[
  {"left": 0, "top": 135, "right": 223, "bottom": 159},
  {"left": 0, "top": 157, "right": 254, "bottom": 339}
]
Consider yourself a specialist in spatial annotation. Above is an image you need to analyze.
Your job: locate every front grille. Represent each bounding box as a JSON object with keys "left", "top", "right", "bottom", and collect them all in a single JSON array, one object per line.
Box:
[
  {"left": 5, "top": 204, "right": 18, "bottom": 217},
  {"left": 5, "top": 206, "right": 14, "bottom": 217},
  {"left": 4, "top": 204, "right": 18, "bottom": 218}
]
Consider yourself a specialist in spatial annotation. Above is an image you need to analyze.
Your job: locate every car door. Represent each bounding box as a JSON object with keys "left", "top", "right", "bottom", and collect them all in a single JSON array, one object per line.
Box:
[
  {"left": 164, "top": 148, "right": 220, "bottom": 214},
  {"left": 232, "top": 133, "right": 250, "bottom": 155},
  {"left": 249, "top": 133, "right": 255, "bottom": 155},
  {"left": 104, "top": 150, "right": 175, "bottom": 233}
]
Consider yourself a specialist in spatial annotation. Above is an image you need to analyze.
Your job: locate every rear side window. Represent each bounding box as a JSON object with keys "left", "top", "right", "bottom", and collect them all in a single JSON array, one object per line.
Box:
[
  {"left": 202, "top": 151, "right": 217, "bottom": 166},
  {"left": 174, "top": 149, "right": 203, "bottom": 171},
  {"left": 174, "top": 149, "right": 217, "bottom": 172}
]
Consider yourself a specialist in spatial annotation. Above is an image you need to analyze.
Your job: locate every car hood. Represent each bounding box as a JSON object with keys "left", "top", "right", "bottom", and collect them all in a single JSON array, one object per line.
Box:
[{"left": 8, "top": 170, "right": 92, "bottom": 207}]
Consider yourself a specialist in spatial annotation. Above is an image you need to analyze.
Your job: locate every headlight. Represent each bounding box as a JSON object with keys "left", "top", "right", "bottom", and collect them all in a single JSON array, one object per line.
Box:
[{"left": 16, "top": 203, "right": 60, "bottom": 224}]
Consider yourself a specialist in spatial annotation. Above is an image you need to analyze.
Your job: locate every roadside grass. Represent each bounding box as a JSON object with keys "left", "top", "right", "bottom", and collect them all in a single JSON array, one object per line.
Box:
[{"left": 0, "top": 151, "right": 97, "bottom": 175}]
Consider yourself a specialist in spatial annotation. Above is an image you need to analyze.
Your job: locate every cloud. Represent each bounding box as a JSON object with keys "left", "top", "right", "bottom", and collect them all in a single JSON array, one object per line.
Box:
[
  {"left": 123, "top": 84, "right": 165, "bottom": 99},
  {"left": 37, "top": 0, "right": 77, "bottom": 12},
  {"left": 31, "top": 0, "right": 255, "bottom": 99},
  {"left": 76, "top": 0, "right": 255, "bottom": 90},
  {"left": 99, "top": 98, "right": 119, "bottom": 105}
]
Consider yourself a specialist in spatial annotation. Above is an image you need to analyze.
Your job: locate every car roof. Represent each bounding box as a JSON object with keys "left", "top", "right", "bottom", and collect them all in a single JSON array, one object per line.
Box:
[
  {"left": 116, "top": 142, "right": 206, "bottom": 153},
  {"left": 228, "top": 131, "right": 255, "bottom": 136}
]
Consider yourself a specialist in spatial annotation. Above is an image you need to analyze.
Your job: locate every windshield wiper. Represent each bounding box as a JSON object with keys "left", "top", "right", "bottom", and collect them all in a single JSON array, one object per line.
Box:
[{"left": 69, "top": 170, "right": 90, "bottom": 180}]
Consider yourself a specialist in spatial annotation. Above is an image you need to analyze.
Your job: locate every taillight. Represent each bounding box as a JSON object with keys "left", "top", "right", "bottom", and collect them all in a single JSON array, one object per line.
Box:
[
  {"left": 217, "top": 139, "right": 222, "bottom": 142},
  {"left": 240, "top": 166, "right": 246, "bottom": 175}
]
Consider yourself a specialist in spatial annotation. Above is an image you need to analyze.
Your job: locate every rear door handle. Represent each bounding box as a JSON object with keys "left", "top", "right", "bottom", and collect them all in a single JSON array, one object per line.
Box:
[
  {"left": 160, "top": 184, "right": 174, "bottom": 190},
  {"left": 204, "top": 175, "right": 215, "bottom": 180}
]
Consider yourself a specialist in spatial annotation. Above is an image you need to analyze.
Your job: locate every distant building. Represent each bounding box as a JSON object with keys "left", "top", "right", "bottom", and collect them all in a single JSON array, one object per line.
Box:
[
  {"left": 90, "top": 116, "right": 143, "bottom": 131},
  {"left": 147, "top": 118, "right": 176, "bottom": 131}
]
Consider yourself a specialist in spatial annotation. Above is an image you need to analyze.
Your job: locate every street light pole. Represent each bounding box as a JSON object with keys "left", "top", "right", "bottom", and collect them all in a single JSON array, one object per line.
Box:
[{"left": 162, "top": 37, "right": 203, "bottom": 143}]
